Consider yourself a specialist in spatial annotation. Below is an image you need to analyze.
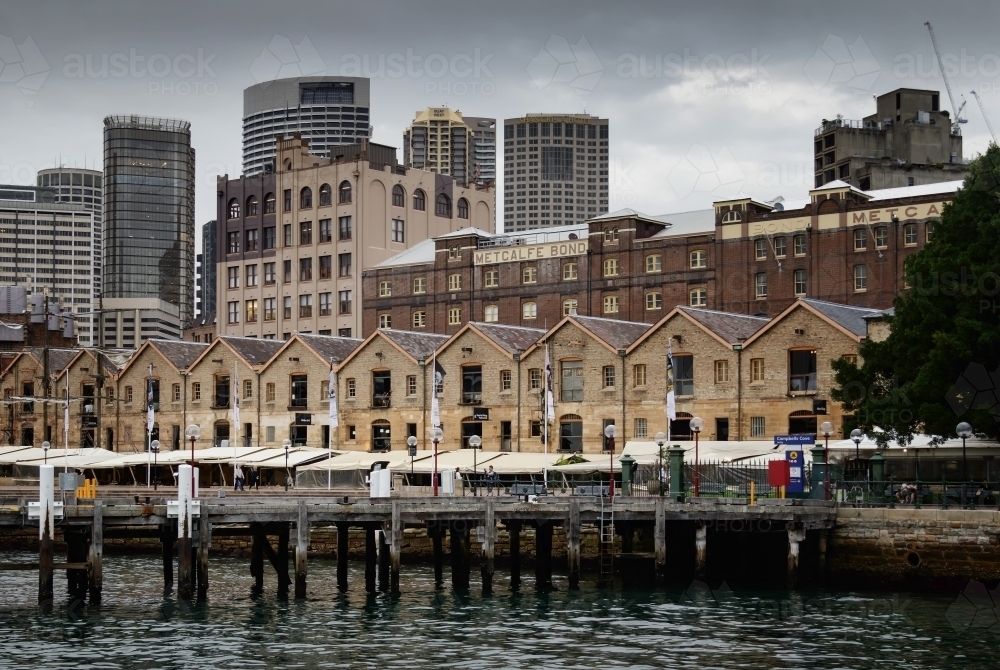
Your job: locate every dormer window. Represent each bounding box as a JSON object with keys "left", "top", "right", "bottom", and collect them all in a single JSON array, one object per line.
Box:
[{"left": 721, "top": 210, "right": 742, "bottom": 224}]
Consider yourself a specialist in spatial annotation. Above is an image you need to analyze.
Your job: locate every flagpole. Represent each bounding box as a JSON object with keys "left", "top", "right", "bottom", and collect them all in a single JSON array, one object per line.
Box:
[
  {"left": 328, "top": 358, "right": 335, "bottom": 491},
  {"left": 146, "top": 364, "right": 152, "bottom": 488}
]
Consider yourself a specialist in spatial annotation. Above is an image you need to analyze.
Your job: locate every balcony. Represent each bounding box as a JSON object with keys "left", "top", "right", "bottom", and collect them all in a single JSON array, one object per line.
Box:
[
  {"left": 461, "top": 392, "right": 482, "bottom": 405},
  {"left": 789, "top": 374, "right": 817, "bottom": 393},
  {"left": 371, "top": 393, "right": 391, "bottom": 409}
]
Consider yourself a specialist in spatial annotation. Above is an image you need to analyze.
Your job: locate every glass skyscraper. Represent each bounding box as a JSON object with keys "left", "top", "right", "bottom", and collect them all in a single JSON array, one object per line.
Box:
[{"left": 102, "top": 115, "right": 195, "bottom": 345}]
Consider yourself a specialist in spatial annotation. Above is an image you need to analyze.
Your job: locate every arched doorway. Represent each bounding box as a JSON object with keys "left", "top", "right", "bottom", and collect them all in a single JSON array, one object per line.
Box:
[
  {"left": 788, "top": 410, "right": 817, "bottom": 436},
  {"left": 372, "top": 419, "right": 391, "bottom": 452},
  {"left": 670, "top": 412, "right": 693, "bottom": 440},
  {"left": 559, "top": 414, "right": 582, "bottom": 453}
]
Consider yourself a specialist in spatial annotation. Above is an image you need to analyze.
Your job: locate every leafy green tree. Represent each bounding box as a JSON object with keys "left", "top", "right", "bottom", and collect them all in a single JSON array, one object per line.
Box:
[{"left": 832, "top": 146, "right": 1000, "bottom": 446}]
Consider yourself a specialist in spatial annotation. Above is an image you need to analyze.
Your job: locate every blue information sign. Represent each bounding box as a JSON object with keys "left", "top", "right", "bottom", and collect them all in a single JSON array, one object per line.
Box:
[
  {"left": 774, "top": 434, "right": 814, "bottom": 446},
  {"left": 785, "top": 449, "right": 805, "bottom": 494}
]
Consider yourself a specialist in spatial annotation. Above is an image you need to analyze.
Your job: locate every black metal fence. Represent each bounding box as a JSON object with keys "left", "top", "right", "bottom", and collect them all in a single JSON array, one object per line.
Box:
[{"left": 833, "top": 478, "right": 1000, "bottom": 509}]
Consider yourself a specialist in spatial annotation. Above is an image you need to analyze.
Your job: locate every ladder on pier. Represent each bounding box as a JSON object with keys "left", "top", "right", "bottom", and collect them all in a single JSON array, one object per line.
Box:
[{"left": 599, "top": 495, "right": 615, "bottom": 585}]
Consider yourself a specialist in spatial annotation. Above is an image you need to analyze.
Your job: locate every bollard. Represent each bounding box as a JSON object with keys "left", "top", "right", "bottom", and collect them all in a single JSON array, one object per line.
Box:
[
  {"left": 39, "top": 464, "right": 54, "bottom": 605},
  {"left": 619, "top": 454, "right": 635, "bottom": 496},
  {"left": 668, "top": 445, "right": 685, "bottom": 502}
]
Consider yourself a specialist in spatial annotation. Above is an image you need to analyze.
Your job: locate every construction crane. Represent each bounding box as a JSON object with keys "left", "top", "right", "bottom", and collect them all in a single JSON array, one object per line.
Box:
[
  {"left": 925, "top": 21, "right": 967, "bottom": 133},
  {"left": 970, "top": 89, "right": 997, "bottom": 144}
]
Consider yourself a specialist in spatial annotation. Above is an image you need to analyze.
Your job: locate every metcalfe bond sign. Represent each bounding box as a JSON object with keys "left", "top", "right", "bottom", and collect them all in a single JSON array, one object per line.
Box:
[
  {"left": 474, "top": 240, "right": 588, "bottom": 265},
  {"left": 747, "top": 200, "right": 950, "bottom": 236}
]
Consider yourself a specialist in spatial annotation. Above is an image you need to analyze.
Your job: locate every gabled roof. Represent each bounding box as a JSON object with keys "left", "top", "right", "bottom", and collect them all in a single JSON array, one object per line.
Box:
[
  {"left": 571, "top": 316, "right": 651, "bottom": 351},
  {"left": 218, "top": 336, "right": 285, "bottom": 366},
  {"left": 436, "top": 226, "right": 494, "bottom": 240},
  {"left": 742, "top": 299, "right": 882, "bottom": 346},
  {"left": 336, "top": 328, "right": 451, "bottom": 370},
  {"left": 867, "top": 180, "right": 962, "bottom": 201},
  {"left": 627, "top": 307, "right": 769, "bottom": 352},
  {"left": 56, "top": 347, "right": 134, "bottom": 381},
  {"left": 374, "top": 238, "right": 436, "bottom": 268},
  {"left": 442, "top": 322, "right": 546, "bottom": 358},
  {"left": 810, "top": 180, "right": 873, "bottom": 200},
  {"left": 295, "top": 333, "right": 363, "bottom": 365},
  {"left": 22, "top": 347, "right": 79, "bottom": 373},
  {"left": 117, "top": 339, "right": 208, "bottom": 377}
]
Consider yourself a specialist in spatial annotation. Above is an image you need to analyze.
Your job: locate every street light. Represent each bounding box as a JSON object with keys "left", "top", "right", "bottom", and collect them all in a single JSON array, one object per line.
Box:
[
  {"left": 820, "top": 421, "right": 834, "bottom": 502},
  {"left": 282, "top": 438, "right": 292, "bottom": 490},
  {"left": 469, "top": 434, "right": 482, "bottom": 496},
  {"left": 185, "top": 424, "right": 200, "bottom": 498},
  {"left": 850, "top": 428, "right": 863, "bottom": 469},
  {"left": 654, "top": 431, "right": 667, "bottom": 496},
  {"left": 604, "top": 424, "right": 617, "bottom": 500},
  {"left": 431, "top": 427, "right": 443, "bottom": 497},
  {"left": 42, "top": 440, "right": 50, "bottom": 465},
  {"left": 957, "top": 422, "right": 973, "bottom": 492},
  {"left": 407, "top": 435, "right": 418, "bottom": 481},
  {"left": 691, "top": 417, "right": 704, "bottom": 497},
  {"left": 150, "top": 440, "right": 160, "bottom": 491}
]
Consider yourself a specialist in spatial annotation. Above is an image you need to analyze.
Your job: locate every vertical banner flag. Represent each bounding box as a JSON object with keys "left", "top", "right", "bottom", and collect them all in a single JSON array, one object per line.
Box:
[
  {"left": 666, "top": 339, "right": 676, "bottom": 422},
  {"left": 544, "top": 343, "right": 555, "bottom": 424},
  {"left": 232, "top": 363, "right": 240, "bottom": 439},
  {"left": 329, "top": 365, "right": 339, "bottom": 429},
  {"left": 146, "top": 364, "right": 155, "bottom": 435},
  {"left": 431, "top": 355, "right": 446, "bottom": 429}
]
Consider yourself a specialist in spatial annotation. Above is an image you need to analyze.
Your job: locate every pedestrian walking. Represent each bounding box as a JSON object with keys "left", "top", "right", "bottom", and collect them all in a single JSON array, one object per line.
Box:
[
  {"left": 485, "top": 465, "right": 499, "bottom": 496},
  {"left": 234, "top": 463, "right": 245, "bottom": 491}
]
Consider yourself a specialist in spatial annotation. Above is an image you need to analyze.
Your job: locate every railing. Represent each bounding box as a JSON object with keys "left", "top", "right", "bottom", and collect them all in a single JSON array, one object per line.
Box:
[
  {"left": 814, "top": 118, "right": 882, "bottom": 135},
  {"left": 371, "top": 394, "right": 391, "bottom": 408},
  {"left": 461, "top": 392, "right": 482, "bottom": 404},
  {"left": 789, "top": 374, "right": 817, "bottom": 392},
  {"left": 833, "top": 478, "right": 1000, "bottom": 509}
]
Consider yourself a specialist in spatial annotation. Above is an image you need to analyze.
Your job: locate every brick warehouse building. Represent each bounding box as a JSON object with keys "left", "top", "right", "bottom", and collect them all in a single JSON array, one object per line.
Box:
[{"left": 363, "top": 179, "right": 956, "bottom": 336}]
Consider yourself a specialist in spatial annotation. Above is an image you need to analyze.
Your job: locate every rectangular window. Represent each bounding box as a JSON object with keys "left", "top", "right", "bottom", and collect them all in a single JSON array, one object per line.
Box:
[
  {"left": 926, "top": 223, "right": 934, "bottom": 242},
  {"left": 245, "top": 228, "right": 259, "bottom": 252},
  {"left": 300, "top": 221, "right": 313, "bottom": 245},
  {"left": 645, "top": 254, "right": 662, "bottom": 273},
  {"left": 215, "top": 375, "right": 230, "bottom": 408},
  {"left": 603, "top": 295, "right": 619, "bottom": 313},
  {"left": 522, "top": 302, "right": 537, "bottom": 319},
  {"left": 634, "top": 418, "right": 648, "bottom": 438},
  {"left": 633, "top": 364, "right": 646, "bottom": 387},
  {"left": 794, "top": 269, "right": 807, "bottom": 296},
  {"left": 264, "top": 262, "right": 276, "bottom": 285},
  {"left": 755, "top": 273, "right": 767, "bottom": 298},
  {"left": 854, "top": 264, "right": 867, "bottom": 291},
  {"left": 379, "top": 281, "right": 392, "bottom": 297},
  {"left": 603, "top": 365, "right": 615, "bottom": 388},
  {"left": 755, "top": 238, "right": 767, "bottom": 259},
  {"left": 462, "top": 365, "right": 483, "bottom": 404},
  {"left": 283, "top": 260, "right": 292, "bottom": 283},
  {"left": 674, "top": 354, "right": 693, "bottom": 396},
  {"left": 854, "top": 228, "right": 867, "bottom": 250},
  {"left": 774, "top": 237, "right": 787, "bottom": 258},
  {"left": 448, "top": 307, "right": 461, "bottom": 325},
  {"left": 125, "top": 386, "right": 133, "bottom": 404},
  {"left": 244, "top": 379, "right": 253, "bottom": 400},
  {"left": 246, "top": 264, "right": 258, "bottom": 287},
  {"left": 339, "top": 253, "right": 352, "bottom": 277},
  {"left": 283, "top": 224, "right": 292, "bottom": 247},
  {"left": 603, "top": 258, "right": 618, "bottom": 277},
  {"left": 563, "top": 262, "right": 578, "bottom": 280},
  {"left": 379, "top": 314, "right": 391, "bottom": 328},
  {"left": 391, "top": 219, "right": 405, "bottom": 243},
  {"left": 227, "top": 301, "right": 239, "bottom": 324},
  {"left": 645, "top": 292, "right": 662, "bottom": 310},
  {"left": 263, "top": 226, "right": 276, "bottom": 250},
  {"left": 751, "top": 358, "right": 764, "bottom": 382},
  {"left": 319, "top": 292, "right": 332, "bottom": 316},
  {"left": 283, "top": 296, "right": 292, "bottom": 319},
  {"left": 530, "top": 421, "right": 542, "bottom": 438},
  {"left": 501, "top": 370, "right": 512, "bottom": 391},
  {"left": 245, "top": 299, "right": 258, "bottom": 323},
  {"left": 319, "top": 219, "right": 332, "bottom": 243},
  {"left": 299, "top": 257, "right": 313, "bottom": 281},
  {"left": 690, "top": 288, "right": 707, "bottom": 307},
  {"left": 407, "top": 375, "right": 417, "bottom": 396},
  {"left": 874, "top": 226, "right": 888, "bottom": 249},
  {"left": 339, "top": 216, "right": 352, "bottom": 240},
  {"left": 842, "top": 354, "right": 858, "bottom": 366},
  {"left": 790, "top": 349, "right": 818, "bottom": 392},
  {"left": 319, "top": 255, "right": 332, "bottom": 280},
  {"left": 794, "top": 235, "right": 806, "bottom": 256},
  {"left": 263, "top": 297, "right": 276, "bottom": 321},
  {"left": 448, "top": 274, "right": 462, "bottom": 291},
  {"left": 529, "top": 368, "right": 542, "bottom": 390},
  {"left": 192, "top": 382, "right": 201, "bottom": 401},
  {"left": 522, "top": 266, "right": 537, "bottom": 284},
  {"left": 413, "top": 277, "right": 426, "bottom": 294},
  {"left": 227, "top": 231, "right": 240, "bottom": 254},
  {"left": 485, "top": 305, "right": 499, "bottom": 322},
  {"left": 690, "top": 250, "right": 707, "bottom": 268},
  {"left": 172, "top": 383, "right": 181, "bottom": 402},
  {"left": 561, "top": 360, "right": 583, "bottom": 402},
  {"left": 904, "top": 223, "right": 918, "bottom": 245},
  {"left": 750, "top": 417, "right": 766, "bottom": 438},
  {"left": 339, "top": 290, "right": 352, "bottom": 314},
  {"left": 228, "top": 266, "right": 239, "bottom": 289},
  {"left": 290, "top": 374, "right": 308, "bottom": 407},
  {"left": 484, "top": 269, "right": 499, "bottom": 287},
  {"left": 562, "top": 299, "right": 577, "bottom": 316},
  {"left": 714, "top": 360, "right": 729, "bottom": 383},
  {"left": 299, "top": 294, "right": 313, "bottom": 318},
  {"left": 283, "top": 189, "right": 292, "bottom": 211},
  {"left": 412, "top": 311, "right": 426, "bottom": 328},
  {"left": 347, "top": 379, "right": 356, "bottom": 398}
]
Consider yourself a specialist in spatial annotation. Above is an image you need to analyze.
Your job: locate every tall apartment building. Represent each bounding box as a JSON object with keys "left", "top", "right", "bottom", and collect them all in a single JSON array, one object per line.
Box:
[
  {"left": 36, "top": 167, "right": 104, "bottom": 299},
  {"left": 196, "top": 220, "right": 217, "bottom": 318},
  {"left": 101, "top": 115, "right": 195, "bottom": 347},
  {"left": 403, "top": 108, "right": 496, "bottom": 186},
  {"left": 815, "top": 88, "right": 968, "bottom": 190},
  {"left": 0, "top": 185, "right": 97, "bottom": 344},
  {"left": 217, "top": 135, "right": 494, "bottom": 340},
  {"left": 502, "top": 114, "right": 609, "bottom": 233},
  {"left": 243, "top": 76, "right": 371, "bottom": 176}
]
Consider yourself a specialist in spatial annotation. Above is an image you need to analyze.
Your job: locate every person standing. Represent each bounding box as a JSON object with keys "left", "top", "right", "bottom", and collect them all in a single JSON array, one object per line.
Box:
[
  {"left": 234, "top": 463, "right": 245, "bottom": 491},
  {"left": 486, "top": 465, "right": 499, "bottom": 496}
]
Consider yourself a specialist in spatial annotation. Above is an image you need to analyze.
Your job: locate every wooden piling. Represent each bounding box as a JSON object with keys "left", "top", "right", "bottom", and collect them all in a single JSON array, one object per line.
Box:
[
  {"left": 377, "top": 528, "right": 390, "bottom": 592},
  {"left": 250, "top": 523, "right": 264, "bottom": 591},
  {"left": 818, "top": 529, "right": 828, "bottom": 575},
  {"left": 508, "top": 520, "right": 521, "bottom": 590},
  {"left": 389, "top": 502, "right": 401, "bottom": 593},
  {"left": 336, "top": 522, "right": 349, "bottom": 592},
  {"left": 160, "top": 523, "right": 173, "bottom": 590},
  {"left": 295, "top": 501, "right": 308, "bottom": 599},
  {"left": 88, "top": 500, "right": 103, "bottom": 604},
  {"left": 567, "top": 500, "right": 581, "bottom": 590},
  {"left": 66, "top": 530, "right": 88, "bottom": 601},
  {"left": 481, "top": 500, "right": 495, "bottom": 595},
  {"left": 277, "top": 523, "right": 290, "bottom": 599},
  {"left": 430, "top": 522, "right": 444, "bottom": 587},
  {"left": 365, "top": 527, "right": 376, "bottom": 593},
  {"left": 535, "top": 522, "right": 552, "bottom": 590},
  {"left": 694, "top": 524, "right": 707, "bottom": 579},
  {"left": 197, "top": 513, "right": 210, "bottom": 600},
  {"left": 38, "top": 465, "right": 54, "bottom": 607},
  {"left": 787, "top": 527, "right": 805, "bottom": 589},
  {"left": 450, "top": 522, "right": 470, "bottom": 591},
  {"left": 654, "top": 499, "right": 666, "bottom": 586}
]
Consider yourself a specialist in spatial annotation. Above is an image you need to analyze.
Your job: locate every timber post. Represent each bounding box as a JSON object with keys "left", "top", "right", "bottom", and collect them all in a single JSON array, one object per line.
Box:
[
  {"left": 277, "top": 522, "right": 290, "bottom": 599},
  {"left": 450, "top": 521, "right": 470, "bottom": 591},
  {"left": 430, "top": 521, "right": 444, "bottom": 587},
  {"left": 481, "top": 500, "right": 495, "bottom": 595},
  {"left": 390, "top": 502, "right": 401, "bottom": 593},
  {"left": 535, "top": 521, "right": 553, "bottom": 590},
  {"left": 160, "top": 522, "right": 173, "bottom": 590},
  {"left": 377, "top": 528, "right": 390, "bottom": 592},
  {"left": 336, "top": 522, "right": 349, "bottom": 592},
  {"left": 654, "top": 499, "right": 666, "bottom": 586},
  {"left": 250, "top": 522, "right": 264, "bottom": 591},
  {"left": 694, "top": 523, "right": 707, "bottom": 579},
  {"left": 508, "top": 520, "right": 521, "bottom": 590},
  {"left": 197, "top": 510, "right": 210, "bottom": 600},
  {"left": 787, "top": 526, "right": 806, "bottom": 589},
  {"left": 365, "top": 527, "right": 376, "bottom": 593},
  {"left": 295, "top": 500, "right": 308, "bottom": 599},
  {"left": 567, "top": 500, "right": 581, "bottom": 590},
  {"left": 88, "top": 500, "right": 103, "bottom": 604}
]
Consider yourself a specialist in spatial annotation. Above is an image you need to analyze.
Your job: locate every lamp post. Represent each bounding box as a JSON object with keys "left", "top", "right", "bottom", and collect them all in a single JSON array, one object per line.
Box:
[
  {"left": 820, "top": 421, "right": 834, "bottom": 501},
  {"left": 654, "top": 431, "right": 667, "bottom": 497},
  {"left": 42, "top": 440, "right": 50, "bottom": 465},
  {"left": 691, "top": 417, "right": 704, "bottom": 497},
  {"left": 431, "top": 427, "right": 443, "bottom": 497},
  {"left": 184, "top": 424, "right": 200, "bottom": 498},
  {"left": 407, "top": 435, "right": 417, "bottom": 482},
  {"left": 957, "top": 421, "right": 973, "bottom": 492},
  {"left": 850, "top": 428, "right": 863, "bottom": 478},
  {"left": 282, "top": 438, "right": 292, "bottom": 491},
  {"left": 150, "top": 440, "right": 160, "bottom": 491},
  {"left": 469, "top": 434, "right": 482, "bottom": 496},
  {"left": 604, "top": 424, "right": 617, "bottom": 501}
]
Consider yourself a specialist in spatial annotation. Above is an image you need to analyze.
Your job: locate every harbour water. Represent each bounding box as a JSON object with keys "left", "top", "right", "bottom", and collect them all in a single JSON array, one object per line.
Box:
[{"left": 0, "top": 550, "right": 996, "bottom": 669}]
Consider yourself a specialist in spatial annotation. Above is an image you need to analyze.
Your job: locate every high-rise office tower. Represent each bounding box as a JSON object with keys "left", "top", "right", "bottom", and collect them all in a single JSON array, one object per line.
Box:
[
  {"left": 403, "top": 108, "right": 496, "bottom": 186},
  {"left": 242, "top": 76, "right": 371, "bottom": 176},
  {"left": 502, "top": 114, "right": 609, "bottom": 232},
  {"left": 102, "top": 115, "right": 195, "bottom": 347},
  {"left": 37, "top": 167, "right": 104, "bottom": 298},
  {"left": 196, "top": 220, "right": 217, "bottom": 318}
]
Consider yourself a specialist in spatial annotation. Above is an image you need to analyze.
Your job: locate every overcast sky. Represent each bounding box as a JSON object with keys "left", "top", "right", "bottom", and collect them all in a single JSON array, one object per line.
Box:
[{"left": 2, "top": 0, "right": 999, "bottom": 249}]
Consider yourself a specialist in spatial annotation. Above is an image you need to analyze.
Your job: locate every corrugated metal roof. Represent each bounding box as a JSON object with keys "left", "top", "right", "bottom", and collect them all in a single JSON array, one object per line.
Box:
[
  {"left": 800, "top": 299, "right": 882, "bottom": 336},
  {"left": 470, "top": 322, "right": 546, "bottom": 354},
  {"left": 0, "top": 321, "right": 23, "bottom": 343},
  {"left": 379, "top": 329, "right": 450, "bottom": 359},
  {"left": 374, "top": 238, "right": 436, "bottom": 268},
  {"left": 571, "top": 316, "right": 651, "bottom": 350},
  {"left": 297, "top": 333, "right": 363, "bottom": 364},
  {"left": 678, "top": 307, "right": 770, "bottom": 344}
]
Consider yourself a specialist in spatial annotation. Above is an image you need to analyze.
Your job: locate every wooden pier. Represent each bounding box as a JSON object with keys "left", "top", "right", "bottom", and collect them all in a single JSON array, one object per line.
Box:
[{"left": 0, "top": 490, "right": 836, "bottom": 603}]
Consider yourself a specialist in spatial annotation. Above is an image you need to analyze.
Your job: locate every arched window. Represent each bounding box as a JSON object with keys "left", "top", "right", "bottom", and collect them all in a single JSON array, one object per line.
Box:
[
  {"left": 227, "top": 198, "right": 240, "bottom": 219},
  {"left": 283, "top": 159, "right": 292, "bottom": 172},
  {"left": 263, "top": 192, "right": 275, "bottom": 214},
  {"left": 392, "top": 184, "right": 405, "bottom": 207},
  {"left": 300, "top": 186, "right": 312, "bottom": 209},
  {"left": 245, "top": 195, "right": 258, "bottom": 216},
  {"left": 457, "top": 198, "right": 469, "bottom": 219},
  {"left": 436, "top": 193, "right": 452, "bottom": 217},
  {"left": 319, "top": 183, "right": 332, "bottom": 206},
  {"left": 339, "top": 180, "right": 352, "bottom": 203},
  {"left": 372, "top": 419, "right": 391, "bottom": 452},
  {"left": 413, "top": 189, "right": 426, "bottom": 211}
]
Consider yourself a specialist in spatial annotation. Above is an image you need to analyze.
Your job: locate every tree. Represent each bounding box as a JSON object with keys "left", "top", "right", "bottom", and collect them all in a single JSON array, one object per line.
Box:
[{"left": 832, "top": 145, "right": 1000, "bottom": 446}]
